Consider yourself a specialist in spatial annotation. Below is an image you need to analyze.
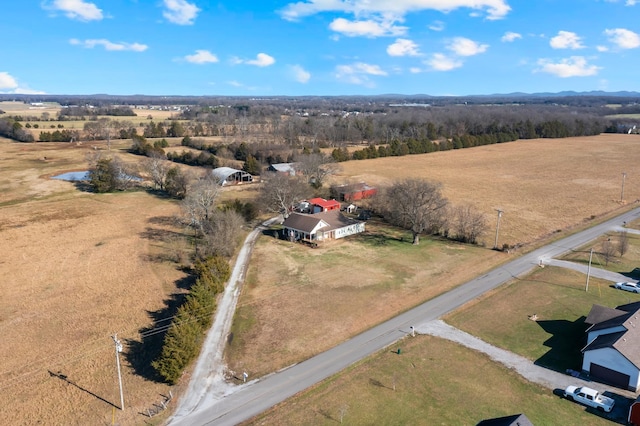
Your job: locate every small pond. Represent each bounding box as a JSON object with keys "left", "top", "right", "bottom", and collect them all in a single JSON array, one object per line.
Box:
[{"left": 52, "top": 171, "right": 90, "bottom": 181}]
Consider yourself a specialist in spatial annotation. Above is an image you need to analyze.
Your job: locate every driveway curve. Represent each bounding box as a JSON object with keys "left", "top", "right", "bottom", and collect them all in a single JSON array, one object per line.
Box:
[{"left": 170, "top": 207, "right": 640, "bottom": 426}]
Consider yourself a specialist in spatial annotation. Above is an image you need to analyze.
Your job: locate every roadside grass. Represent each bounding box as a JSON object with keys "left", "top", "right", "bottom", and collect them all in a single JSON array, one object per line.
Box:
[
  {"left": 446, "top": 266, "right": 640, "bottom": 372},
  {"left": 561, "top": 225, "right": 640, "bottom": 278},
  {"left": 244, "top": 335, "right": 610, "bottom": 426},
  {"left": 226, "top": 220, "right": 503, "bottom": 378}
]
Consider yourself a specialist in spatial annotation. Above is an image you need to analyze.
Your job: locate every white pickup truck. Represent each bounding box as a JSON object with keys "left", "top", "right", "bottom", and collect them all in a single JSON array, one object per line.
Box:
[{"left": 563, "top": 385, "right": 615, "bottom": 413}]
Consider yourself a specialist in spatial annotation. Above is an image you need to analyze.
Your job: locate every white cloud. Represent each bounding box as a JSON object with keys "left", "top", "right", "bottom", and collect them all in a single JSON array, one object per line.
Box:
[
  {"left": 447, "top": 37, "right": 488, "bottom": 56},
  {"left": 426, "top": 53, "right": 463, "bottom": 71},
  {"left": 69, "top": 38, "right": 148, "bottom": 52},
  {"left": 501, "top": 31, "right": 521, "bottom": 42},
  {"left": 387, "top": 38, "right": 420, "bottom": 56},
  {"left": 162, "top": 0, "right": 200, "bottom": 25},
  {"left": 291, "top": 65, "right": 311, "bottom": 83},
  {"left": 604, "top": 28, "right": 640, "bottom": 49},
  {"left": 44, "top": 0, "right": 103, "bottom": 21},
  {"left": 0, "top": 72, "right": 18, "bottom": 90},
  {"left": 280, "top": 0, "right": 511, "bottom": 22},
  {"left": 429, "top": 21, "right": 444, "bottom": 31},
  {"left": 536, "top": 56, "right": 601, "bottom": 77},
  {"left": 184, "top": 50, "right": 218, "bottom": 64},
  {"left": 329, "top": 18, "right": 407, "bottom": 37},
  {"left": 335, "top": 62, "right": 387, "bottom": 86},
  {"left": 0, "top": 72, "right": 45, "bottom": 94},
  {"left": 550, "top": 31, "right": 585, "bottom": 49},
  {"left": 596, "top": 45, "right": 609, "bottom": 52},
  {"left": 409, "top": 67, "right": 422, "bottom": 73},
  {"left": 246, "top": 53, "right": 276, "bottom": 67}
]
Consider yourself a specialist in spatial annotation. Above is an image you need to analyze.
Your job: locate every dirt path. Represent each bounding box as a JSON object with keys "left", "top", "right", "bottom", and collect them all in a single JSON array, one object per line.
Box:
[{"left": 170, "top": 217, "right": 280, "bottom": 421}]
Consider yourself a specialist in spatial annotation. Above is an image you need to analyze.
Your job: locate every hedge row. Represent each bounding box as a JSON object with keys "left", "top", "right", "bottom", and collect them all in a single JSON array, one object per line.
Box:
[{"left": 151, "top": 256, "right": 230, "bottom": 384}]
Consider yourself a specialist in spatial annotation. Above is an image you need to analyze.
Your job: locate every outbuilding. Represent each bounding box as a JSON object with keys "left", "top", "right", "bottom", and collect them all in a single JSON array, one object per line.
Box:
[
  {"left": 211, "top": 167, "right": 254, "bottom": 186},
  {"left": 308, "top": 197, "right": 340, "bottom": 213},
  {"left": 331, "top": 182, "right": 377, "bottom": 202}
]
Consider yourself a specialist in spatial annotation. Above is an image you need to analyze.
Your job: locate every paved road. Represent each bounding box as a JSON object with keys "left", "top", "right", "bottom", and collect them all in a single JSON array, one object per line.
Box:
[{"left": 171, "top": 207, "right": 640, "bottom": 426}]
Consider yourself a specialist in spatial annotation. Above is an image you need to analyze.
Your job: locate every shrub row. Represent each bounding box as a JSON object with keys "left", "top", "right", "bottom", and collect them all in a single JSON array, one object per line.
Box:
[{"left": 151, "top": 256, "right": 231, "bottom": 384}]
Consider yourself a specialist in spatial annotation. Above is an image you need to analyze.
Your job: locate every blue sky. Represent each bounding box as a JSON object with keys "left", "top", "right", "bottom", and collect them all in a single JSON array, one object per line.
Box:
[{"left": 1, "top": 0, "right": 639, "bottom": 96}]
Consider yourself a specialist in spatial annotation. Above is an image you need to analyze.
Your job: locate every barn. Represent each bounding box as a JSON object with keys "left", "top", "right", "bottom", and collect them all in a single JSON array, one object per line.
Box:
[
  {"left": 581, "top": 302, "right": 640, "bottom": 391},
  {"left": 308, "top": 197, "right": 340, "bottom": 213},
  {"left": 267, "top": 163, "right": 297, "bottom": 176},
  {"left": 211, "top": 167, "right": 254, "bottom": 186},
  {"left": 331, "top": 182, "right": 378, "bottom": 202},
  {"left": 282, "top": 210, "right": 365, "bottom": 242}
]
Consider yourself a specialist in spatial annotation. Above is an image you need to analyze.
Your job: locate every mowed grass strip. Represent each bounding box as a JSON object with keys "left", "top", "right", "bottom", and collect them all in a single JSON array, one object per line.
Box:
[
  {"left": 446, "top": 266, "right": 640, "bottom": 372},
  {"left": 561, "top": 223, "right": 640, "bottom": 277},
  {"left": 243, "top": 336, "right": 610, "bottom": 426},
  {"left": 226, "top": 220, "right": 504, "bottom": 378}
]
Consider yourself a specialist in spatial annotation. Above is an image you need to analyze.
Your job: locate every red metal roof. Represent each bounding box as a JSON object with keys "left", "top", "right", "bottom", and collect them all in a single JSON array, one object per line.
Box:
[{"left": 309, "top": 198, "right": 340, "bottom": 209}]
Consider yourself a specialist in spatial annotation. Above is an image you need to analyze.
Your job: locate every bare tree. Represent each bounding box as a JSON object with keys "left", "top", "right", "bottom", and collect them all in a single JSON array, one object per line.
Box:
[
  {"left": 451, "top": 203, "right": 487, "bottom": 244},
  {"left": 202, "top": 209, "right": 245, "bottom": 257},
  {"left": 618, "top": 230, "right": 629, "bottom": 257},
  {"left": 601, "top": 238, "right": 617, "bottom": 266},
  {"left": 383, "top": 178, "right": 448, "bottom": 245},
  {"left": 111, "top": 156, "right": 139, "bottom": 190},
  {"left": 181, "top": 173, "right": 222, "bottom": 257},
  {"left": 294, "top": 152, "right": 340, "bottom": 188},
  {"left": 259, "top": 172, "right": 310, "bottom": 218},
  {"left": 144, "top": 152, "right": 171, "bottom": 190}
]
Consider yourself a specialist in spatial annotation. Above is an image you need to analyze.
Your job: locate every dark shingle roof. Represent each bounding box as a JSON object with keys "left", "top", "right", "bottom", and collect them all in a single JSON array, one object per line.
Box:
[
  {"left": 282, "top": 210, "right": 360, "bottom": 234},
  {"left": 477, "top": 414, "right": 534, "bottom": 426},
  {"left": 584, "top": 304, "right": 640, "bottom": 368},
  {"left": 585, "top": 304, "right": 628, "bottom": 326}
]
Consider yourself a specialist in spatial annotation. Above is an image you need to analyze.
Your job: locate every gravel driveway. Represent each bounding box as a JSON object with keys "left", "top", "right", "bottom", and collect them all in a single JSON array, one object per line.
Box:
[{"left": 419, "top": 320, "right": 635, "bottom": 422}]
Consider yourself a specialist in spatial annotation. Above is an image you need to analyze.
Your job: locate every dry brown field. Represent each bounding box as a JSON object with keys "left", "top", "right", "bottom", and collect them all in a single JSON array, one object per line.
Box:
[
  {"left": 2, "top": 133, "right": 640, "bottom": 424},
  {"left": 228, "top": 133, "right": 640, "bottom": 383},
  {"left": 333, "top": 134, "right": 640, "bottom": 248},
  {"left": 0, "top": 137, "right": 189, "bottom": 425}
]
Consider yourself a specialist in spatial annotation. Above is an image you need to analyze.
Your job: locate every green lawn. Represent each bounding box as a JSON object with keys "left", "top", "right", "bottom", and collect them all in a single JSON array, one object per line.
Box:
[
  {"left": 245, "top": 335, "right": 612, "bottom": 426},
  {"left": 446, "top": 266, "right": 640, "bottom": 372},
  {"left": 561, "top": 227, "right": 640, "bottom": 279}
]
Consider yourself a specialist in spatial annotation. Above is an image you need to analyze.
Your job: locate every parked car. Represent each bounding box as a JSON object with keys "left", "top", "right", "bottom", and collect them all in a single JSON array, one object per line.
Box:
[
  {"left": 563, "top": 385, "right": 615, "bottom": 412},
  {"left": 615, "top": 281, "right": 640, "bottom": 293}
]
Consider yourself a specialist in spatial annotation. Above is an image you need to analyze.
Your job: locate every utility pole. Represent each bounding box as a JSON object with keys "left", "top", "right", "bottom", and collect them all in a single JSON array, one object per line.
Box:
[
  {"left": 621, "top": 172, "right": 627, "bottom": 202},
  {"left": 585, "top": 248, "right": 594, "bottom": 292},
  {"left": 112, "top": 334, "right": 125, "bottom": 410},
  {"left": 493, "top": 209, "right": 503, "bottom": 250}
]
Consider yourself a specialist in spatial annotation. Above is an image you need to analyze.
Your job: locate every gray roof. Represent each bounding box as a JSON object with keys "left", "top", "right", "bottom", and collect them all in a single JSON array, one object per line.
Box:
[
  {"left": 283, "top": 210, "right": 361, "bottom": 234},
  {"left": 268, "top": 163, "right": 297, "bottom": 173},
  {"left": 584, "top": 304, "right": 640, "bottom": 368},
  {"left": 477, "top": 414, "right": 534, "bottom": 426},
  {"left": 585, "top": 304, "right": 628, "bottom": 326}
]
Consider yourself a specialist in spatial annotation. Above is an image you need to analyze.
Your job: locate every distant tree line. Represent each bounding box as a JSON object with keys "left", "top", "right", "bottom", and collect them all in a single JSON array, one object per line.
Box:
[
  {"left": 0, "top": 118, "right": 34, "bottom": 142},
  {"left": 58, "top": 106, "right": 136, "bottom": 118}
]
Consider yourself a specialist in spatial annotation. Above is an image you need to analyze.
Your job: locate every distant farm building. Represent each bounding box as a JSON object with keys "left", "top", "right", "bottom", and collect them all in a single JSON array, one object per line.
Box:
[
  {"left": 211, "top": 167, "right": 254, "bottom": 186},
  {"left": 331, "top": 182, "right": 377, "bottom": 202},
  {"left": 267, "top": 163, "right": 297, "bottom": 176},
  {"left": 282, "top": 210, "right": 365, "bottom": 242}
]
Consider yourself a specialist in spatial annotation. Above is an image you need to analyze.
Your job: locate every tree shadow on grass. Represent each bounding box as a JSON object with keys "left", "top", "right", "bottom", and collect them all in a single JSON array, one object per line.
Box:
[
  {"left": 124, "top": 273, "right": 196, "bottom": 382},
  {"left": 534, "top": 316, "right": 587, "bottom": 373}
]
